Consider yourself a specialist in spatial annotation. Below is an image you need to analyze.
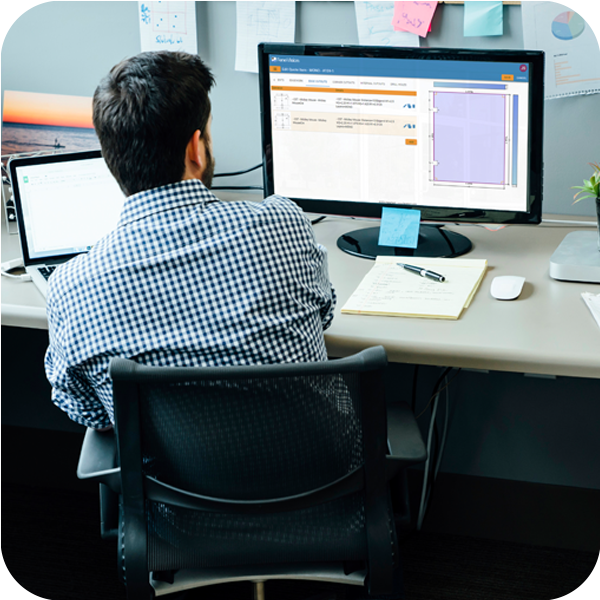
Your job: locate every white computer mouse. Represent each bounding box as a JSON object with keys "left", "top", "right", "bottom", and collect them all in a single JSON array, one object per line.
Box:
[{"left": 490, "top": 276, "right": 526, "bottom": 301}]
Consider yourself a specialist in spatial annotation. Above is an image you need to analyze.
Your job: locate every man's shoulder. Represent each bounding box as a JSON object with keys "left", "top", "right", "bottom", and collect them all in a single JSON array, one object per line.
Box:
[
  {"left": 261, "top": 194, "right": 299, "bottom": 210},
  {"left": 237, "top": 194, "right": 305, "bottom": 220}
]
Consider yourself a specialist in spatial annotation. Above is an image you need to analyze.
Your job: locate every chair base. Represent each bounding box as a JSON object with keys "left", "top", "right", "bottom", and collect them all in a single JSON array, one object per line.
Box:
[{"left": 151, "top": 562, "right": 367, "bottom": 597}]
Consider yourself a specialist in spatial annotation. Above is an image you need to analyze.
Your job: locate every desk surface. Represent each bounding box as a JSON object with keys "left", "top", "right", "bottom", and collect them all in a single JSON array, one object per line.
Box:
[
  {"left": 320, "top": 218, "right": 600, "bottom": 379},
  {"left": 2, "top": 196, "right": 600, "bottom": 379}
]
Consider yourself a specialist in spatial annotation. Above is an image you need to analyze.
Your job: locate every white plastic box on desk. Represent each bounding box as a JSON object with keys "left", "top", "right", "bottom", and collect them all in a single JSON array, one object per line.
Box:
[{"left": 549, "top": 231, "right": 600, "bottom": 283}]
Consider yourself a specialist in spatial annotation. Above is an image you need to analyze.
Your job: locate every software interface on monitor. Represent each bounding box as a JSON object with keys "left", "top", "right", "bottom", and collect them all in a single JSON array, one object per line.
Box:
[
  {"left": 15, "top": 157, "right": 124, "bottom": 260},
  {"left": 268, "top": 55, "right": 532, "bottom": 213}
]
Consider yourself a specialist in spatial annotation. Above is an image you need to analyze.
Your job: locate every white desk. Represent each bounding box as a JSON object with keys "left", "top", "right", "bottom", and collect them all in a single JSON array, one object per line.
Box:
[
  {"left": 2, "top": 200, "right": 600, "bottom": 379},
  {"left": 317, "top": 217, "right": 600, "bottom": 380},
  {"left": 2, "top": 186, "right": 48, "bottom": 328}
]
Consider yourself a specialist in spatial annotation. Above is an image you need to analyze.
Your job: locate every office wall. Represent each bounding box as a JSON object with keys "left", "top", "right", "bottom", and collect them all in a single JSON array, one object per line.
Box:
[{"left": 2, "top": 1, "right": 599, "bottom": 216}]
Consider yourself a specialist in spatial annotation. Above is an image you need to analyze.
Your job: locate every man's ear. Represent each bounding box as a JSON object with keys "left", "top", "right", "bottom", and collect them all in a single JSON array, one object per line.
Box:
[{"left": 183, "top": 129, "right": 204, "bottom": 179}]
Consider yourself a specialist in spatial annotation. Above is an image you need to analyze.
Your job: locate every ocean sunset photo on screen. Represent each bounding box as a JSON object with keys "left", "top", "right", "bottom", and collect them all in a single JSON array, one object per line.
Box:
[{"left": 1, "top": 90, "right": 99, "bottom": 158}]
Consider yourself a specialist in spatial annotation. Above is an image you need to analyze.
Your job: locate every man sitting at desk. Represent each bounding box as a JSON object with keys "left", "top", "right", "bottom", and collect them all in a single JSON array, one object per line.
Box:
[{"left": 44, "top": 51, "right": 336, "bottom": 430}]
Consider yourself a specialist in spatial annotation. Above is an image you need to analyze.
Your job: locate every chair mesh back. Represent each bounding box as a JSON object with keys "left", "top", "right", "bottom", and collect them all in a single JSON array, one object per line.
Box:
[{"left": 137, "top": 372, "right": 370, "bottom": 571}]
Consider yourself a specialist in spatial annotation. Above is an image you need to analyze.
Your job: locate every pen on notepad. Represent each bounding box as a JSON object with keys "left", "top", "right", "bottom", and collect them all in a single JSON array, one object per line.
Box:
[{"left": 397, "top": 263, "right": 446, "bottom": 283}]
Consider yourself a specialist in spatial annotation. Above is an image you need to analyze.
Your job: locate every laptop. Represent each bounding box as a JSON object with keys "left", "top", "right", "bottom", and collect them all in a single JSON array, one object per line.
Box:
[{"left": 9, "top": 149, "right": 125, "bottom": 298}]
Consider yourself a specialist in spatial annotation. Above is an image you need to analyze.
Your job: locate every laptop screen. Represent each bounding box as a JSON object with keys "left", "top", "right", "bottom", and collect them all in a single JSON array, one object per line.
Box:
[{"left": 10, "top": 151, "right": 125, "bottom": 264}]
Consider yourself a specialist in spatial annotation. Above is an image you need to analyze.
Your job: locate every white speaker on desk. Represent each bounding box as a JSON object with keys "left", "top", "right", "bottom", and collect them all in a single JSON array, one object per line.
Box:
[{"left": 549, "top": 231, "right": 600, "bottom": 283}]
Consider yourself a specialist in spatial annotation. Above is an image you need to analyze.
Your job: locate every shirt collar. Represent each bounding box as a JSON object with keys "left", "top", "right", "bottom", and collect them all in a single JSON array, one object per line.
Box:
[{"left": 118, "top": 179, "right": 219, "bottom": 227}]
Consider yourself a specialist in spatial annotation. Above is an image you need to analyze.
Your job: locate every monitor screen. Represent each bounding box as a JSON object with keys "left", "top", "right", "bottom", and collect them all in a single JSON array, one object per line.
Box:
[{"left": 259, "top": 44, "right": 544, "bottom": 258}]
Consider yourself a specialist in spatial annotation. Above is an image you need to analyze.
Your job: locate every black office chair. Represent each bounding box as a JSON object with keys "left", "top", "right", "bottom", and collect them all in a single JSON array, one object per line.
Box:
[{"left": 77, "top": 346, "right": 426, "bottom": 600}]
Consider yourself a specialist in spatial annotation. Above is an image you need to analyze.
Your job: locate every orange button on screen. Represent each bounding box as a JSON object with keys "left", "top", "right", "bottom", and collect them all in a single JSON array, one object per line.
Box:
[
  {"left": 270, "top": 66, "right": 281, "bottom": 72},
  {"left": 405, "top": 139, "right": 418, "bottom": 146},
  {"left": 501, "top": 74, "right": 514, "bottom": 81}
]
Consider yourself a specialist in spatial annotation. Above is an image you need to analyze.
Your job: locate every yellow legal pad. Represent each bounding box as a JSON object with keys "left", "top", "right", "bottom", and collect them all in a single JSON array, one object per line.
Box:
[{"left": 341, "top": 256, "right": 488, "bottom": 320}]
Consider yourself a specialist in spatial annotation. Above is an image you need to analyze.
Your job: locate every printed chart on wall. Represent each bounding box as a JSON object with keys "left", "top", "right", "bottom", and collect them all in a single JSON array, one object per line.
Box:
[
  {"left": 522, "top": 2, "right": 600, "bottom": 99},
  {"left": 138, "top": 1, "right": 197, "bottom": 54}
]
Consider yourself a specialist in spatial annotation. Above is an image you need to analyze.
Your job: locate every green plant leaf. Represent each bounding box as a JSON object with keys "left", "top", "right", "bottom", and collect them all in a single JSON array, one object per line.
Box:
[
  {"left": 571, "top": 162, "right": 600, "bottom": 203},
  {"left": 573, "top": 193, "right": 595, "bottom": 203}
]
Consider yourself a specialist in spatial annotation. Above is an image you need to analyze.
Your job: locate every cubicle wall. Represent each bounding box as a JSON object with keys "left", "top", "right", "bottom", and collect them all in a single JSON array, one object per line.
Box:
[{"left": 2, "top": 1, "right": 599, "bottom": 216}]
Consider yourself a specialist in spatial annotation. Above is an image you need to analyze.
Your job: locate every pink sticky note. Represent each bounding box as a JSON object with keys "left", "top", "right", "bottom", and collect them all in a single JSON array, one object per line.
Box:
[
  {"left": 394, "top": 23, "right": 431, "bottom": 33},
  {"left": 392, "top": 1, "right": 438, "bottom": 38},
  {"left": 394, "top": 19, "right": 432, "bottom": 35}
]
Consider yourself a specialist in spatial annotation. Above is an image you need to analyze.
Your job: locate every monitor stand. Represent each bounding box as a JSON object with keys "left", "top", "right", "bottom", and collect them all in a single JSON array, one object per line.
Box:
[{"left": 337, "top": 224, "right": 472, "bottom": 259}]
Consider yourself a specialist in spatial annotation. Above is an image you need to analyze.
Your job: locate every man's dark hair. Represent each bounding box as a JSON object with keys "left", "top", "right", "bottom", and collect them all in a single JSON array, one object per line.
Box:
[{"left": 93, "top": 51, "right": 215, "bottom": 196}]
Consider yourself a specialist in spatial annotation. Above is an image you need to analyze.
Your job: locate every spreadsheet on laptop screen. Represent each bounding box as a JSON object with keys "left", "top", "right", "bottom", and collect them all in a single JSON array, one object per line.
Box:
[{"left": 14, "top": 157, "right": 124, "bottom": 260}]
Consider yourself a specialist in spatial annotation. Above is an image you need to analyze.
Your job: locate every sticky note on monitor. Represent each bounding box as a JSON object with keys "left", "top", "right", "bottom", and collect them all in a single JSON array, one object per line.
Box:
[{"left": 379, "top": 207, "right": 421, "bottom": 249}]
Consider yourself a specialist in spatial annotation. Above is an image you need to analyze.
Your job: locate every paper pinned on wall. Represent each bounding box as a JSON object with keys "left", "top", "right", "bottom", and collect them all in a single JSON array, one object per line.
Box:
[
  {"left": 392, "top": 1, "right": 438, "bottom": 38},
  {"left": 464, "top": 1, "right": 503, "bottom": 37},
  {"left": 235, "top": 2, "right": 296, "bottom": 73},
  {"left": 354, "top": 2, "right": 419, "bottom": 47},
  {"left": 138, "top": 2, "right": 198, "bottom": 54},
  {"left": 522, "top": 1, "right": 600, "bottom": 100}
]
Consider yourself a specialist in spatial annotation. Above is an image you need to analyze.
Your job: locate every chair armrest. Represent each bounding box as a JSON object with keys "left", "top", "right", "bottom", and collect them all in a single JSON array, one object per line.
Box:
[
  {"left": 386, "top": 401, "right": 427, "bottom": 476},
  {"left": 77, "top": 428, "right": 121, "bottom": 493}
]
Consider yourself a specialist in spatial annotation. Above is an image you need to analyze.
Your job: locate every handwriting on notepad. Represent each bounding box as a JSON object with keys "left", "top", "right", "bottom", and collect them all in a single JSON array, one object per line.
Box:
[{"left": 341, "top": 256, "right": 487, "bottom": 319}]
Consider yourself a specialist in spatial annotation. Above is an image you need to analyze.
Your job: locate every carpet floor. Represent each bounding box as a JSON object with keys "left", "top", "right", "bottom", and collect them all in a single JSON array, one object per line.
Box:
[{"left": 2, "top": 483, "right": 598, "bottom": 600}]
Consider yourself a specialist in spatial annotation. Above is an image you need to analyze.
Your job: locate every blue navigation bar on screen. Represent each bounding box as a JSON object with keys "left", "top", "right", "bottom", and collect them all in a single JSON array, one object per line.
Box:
[{"left": 269, "top": 55, "right": 531, "bottom": 83}]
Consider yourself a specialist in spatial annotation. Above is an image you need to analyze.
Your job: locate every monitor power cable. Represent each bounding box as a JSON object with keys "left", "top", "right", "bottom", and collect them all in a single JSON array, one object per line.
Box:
[
  {"left": 211, "top": 163, "right": 264, "bottom": 191},
  {"left": 213, "top": 163, "right": 263, "bottom": 179},
  {"left": 416, "top": 367, "right": 461, "bottom": 531}
]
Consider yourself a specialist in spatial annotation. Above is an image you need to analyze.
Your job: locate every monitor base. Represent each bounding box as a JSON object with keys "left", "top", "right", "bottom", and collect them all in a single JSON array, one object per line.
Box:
[{"left": 337, "top": 225, "right": 472, "bottom": 260}]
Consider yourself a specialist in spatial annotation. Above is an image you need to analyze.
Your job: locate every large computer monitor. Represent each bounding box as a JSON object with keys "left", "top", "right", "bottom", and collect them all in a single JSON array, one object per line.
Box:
[{"left": 258, "top": 43, "right": 544, "bottom": 259}]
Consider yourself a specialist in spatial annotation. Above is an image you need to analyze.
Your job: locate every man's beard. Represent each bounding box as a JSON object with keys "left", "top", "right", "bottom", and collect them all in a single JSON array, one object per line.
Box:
[{"left": 202, "top": 144, "right": 215, "bottom": 189}]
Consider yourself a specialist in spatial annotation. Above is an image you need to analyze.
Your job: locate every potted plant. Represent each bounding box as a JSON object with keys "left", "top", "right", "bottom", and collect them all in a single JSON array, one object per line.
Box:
[{"left": 572, "top": 162, "right": 600, "bottom": 251}]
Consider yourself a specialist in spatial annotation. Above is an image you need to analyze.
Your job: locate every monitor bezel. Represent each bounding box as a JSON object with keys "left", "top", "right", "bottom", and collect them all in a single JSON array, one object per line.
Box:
[{"left": 258, "top": 43, "right": 544, "bottom": 226}]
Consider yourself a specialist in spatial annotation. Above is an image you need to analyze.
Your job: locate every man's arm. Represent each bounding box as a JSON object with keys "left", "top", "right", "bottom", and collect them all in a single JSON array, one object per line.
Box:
[
  {"left": 45, "top": 296, "right": 113, "bottom": 430},
  {"left": 314, "top": 242, "right": 336, "bottom": 330}
]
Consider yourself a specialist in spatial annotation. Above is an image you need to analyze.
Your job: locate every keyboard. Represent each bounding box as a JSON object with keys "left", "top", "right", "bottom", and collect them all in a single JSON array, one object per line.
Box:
[{"left": 38, "top": 266, "right": 57, "bottom": 281}]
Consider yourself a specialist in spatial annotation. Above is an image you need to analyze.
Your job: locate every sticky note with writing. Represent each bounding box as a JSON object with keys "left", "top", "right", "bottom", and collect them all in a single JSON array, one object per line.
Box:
[
  {"left": 392, "top": 1, "right": 439, "bottom": 38},
  {"left": 378, "top": 207, "right": 421, "bottom": 249}
]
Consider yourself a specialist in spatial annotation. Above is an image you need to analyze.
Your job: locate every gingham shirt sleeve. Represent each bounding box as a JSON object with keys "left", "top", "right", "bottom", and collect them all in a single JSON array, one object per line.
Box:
[
  {"left": 45, "top": 292, "right": 112, "bottom": 429},
  {"left": 303, "top": 221, "right": 336, "bottom": 331},
  {"left": 317, "top": 245, "right": 335, "bottom": 331}
]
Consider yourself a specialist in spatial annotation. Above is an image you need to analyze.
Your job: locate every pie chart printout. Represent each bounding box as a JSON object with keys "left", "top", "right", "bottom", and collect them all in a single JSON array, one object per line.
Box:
[{"left": 551, "top": 11, "right": 586, "bottom": 41}]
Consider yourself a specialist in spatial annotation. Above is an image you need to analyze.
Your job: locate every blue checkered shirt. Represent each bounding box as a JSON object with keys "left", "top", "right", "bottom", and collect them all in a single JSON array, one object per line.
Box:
[{"left": 45, "top": 180, "right": 336, "bottom": 429}]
